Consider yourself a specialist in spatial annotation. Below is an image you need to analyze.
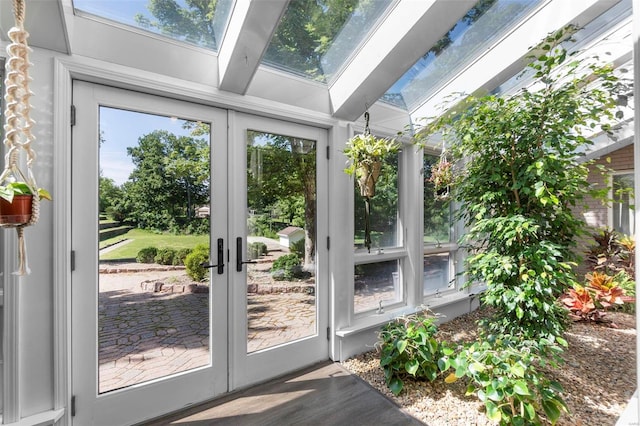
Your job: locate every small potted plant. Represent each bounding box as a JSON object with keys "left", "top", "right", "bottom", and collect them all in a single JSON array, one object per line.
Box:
[
  {"left": 343, "top": 133, "right": 400, "bottom": 197},
  {"left": 0, "top": 181, "right": 51, "bottom": 225},
  {"left": 428, "top": 155, "right": 453, "bottom": 200}
]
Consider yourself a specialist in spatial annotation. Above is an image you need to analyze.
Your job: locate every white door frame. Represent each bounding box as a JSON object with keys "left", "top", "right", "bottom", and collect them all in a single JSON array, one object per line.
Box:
[
  {"left": 71, "top": 81, "right": 228, "bottom": 425},
  {"left": 228, "top": 111, "right": 329, "bottom": 389}
]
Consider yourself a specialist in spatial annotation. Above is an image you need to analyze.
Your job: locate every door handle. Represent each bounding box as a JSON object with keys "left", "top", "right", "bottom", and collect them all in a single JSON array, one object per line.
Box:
[
  {"left": 201, "top": 238, "right": 225, "bottom": 275},
  {"left": 236, "top": 237, "right": 257, "bottom": 272}
]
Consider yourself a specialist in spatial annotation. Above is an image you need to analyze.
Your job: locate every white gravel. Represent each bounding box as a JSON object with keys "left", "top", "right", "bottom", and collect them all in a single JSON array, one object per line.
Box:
[{"left": 342, "top": 307, "right": 636, "bottom": 426}]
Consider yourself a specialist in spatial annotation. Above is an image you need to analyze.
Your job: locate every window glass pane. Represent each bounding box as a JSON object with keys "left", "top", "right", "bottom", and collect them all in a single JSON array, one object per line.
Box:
[
  {"left": 424, "top": 153, "right": 451, "bottom": 244},
  {"left": 613, "top": 173, "right": 635, "bottom": 236},
  {"left": 354, "top": 153, "right": 399, "bottom": 250},
  {"left": 354, "top": 260, "right": 401, "bottom": 314},
  {"left": 73, "top": 0, "right": 233, "bottom": 51},
  {"left": 262, "top": 0, "right": 392, "bottom": 82},
  {"left": 423, "top": 254, "right": 451, "bottom": 296},
  {"left": 381, "top": 0, "right": 542, "bottom": 109}
]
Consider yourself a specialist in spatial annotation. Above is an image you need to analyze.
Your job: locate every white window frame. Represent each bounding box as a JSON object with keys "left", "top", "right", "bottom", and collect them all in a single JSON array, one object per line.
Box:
[{"left": 610, "top": 170, "right": 635, "bottom": 236}]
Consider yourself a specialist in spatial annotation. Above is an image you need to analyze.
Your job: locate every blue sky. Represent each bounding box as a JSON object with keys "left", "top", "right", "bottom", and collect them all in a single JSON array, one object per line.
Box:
[{"left": 99, "top": 107, "right": 195, "bottom": 185}]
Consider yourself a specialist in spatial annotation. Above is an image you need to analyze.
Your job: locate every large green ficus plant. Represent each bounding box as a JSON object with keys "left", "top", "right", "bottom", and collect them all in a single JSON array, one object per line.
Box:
[{"left": 415, "top": 28, "right": 626, "bottom": 344}]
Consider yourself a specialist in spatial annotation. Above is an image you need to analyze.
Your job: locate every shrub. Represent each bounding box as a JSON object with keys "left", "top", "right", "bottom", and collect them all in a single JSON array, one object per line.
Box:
[
  {"left": 136, "top": 246, "right": 158, "bottom": 263},
  {"left": 184, "top": 244, "right": 209, "bottom": 281},
  {"left": 248, "top": 242, "right": 267, "bottom": 259},
  {"left": 447, "top": 338, "right": 567, "bottom": 426},
  {"left": 377, "top": 311, "right": 450, "bottom": 396},
  {"left": 154, "top": 247, "right": 176, "bottom": 265},
  {"left": 290, "top": 238, "right": 305, "bottom": 258},
  {"left": 271, "top": 254, "right": 302, "bottom": 281},
  {"left": 173, "top": 248, "right": 192, "bottom": 266}
]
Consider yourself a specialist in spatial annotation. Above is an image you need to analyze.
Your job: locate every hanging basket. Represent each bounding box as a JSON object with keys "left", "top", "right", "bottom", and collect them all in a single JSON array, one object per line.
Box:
[
  {"left": 357, "top": 160, "right": 382, "bottom": 198},
  {"left": 0, "top": 194, "right": 32, "bottom": 225}
]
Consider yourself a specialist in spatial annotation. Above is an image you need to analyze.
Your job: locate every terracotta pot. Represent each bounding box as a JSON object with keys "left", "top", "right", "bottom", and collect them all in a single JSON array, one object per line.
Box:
[{"left": 0, "top": 194, "right": 33, "bottom": 225}]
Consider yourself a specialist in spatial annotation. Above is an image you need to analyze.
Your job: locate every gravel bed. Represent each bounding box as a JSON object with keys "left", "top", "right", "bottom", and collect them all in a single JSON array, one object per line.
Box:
[{"left": 342, "top": 307, "right": 636, "bottom": 426}]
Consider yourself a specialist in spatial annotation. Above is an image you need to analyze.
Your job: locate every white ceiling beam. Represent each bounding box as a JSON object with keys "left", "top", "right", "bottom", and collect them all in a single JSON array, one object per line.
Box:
[
  {"left": 0, "top": 0, "right": 69, "bottom": 54},
  {"left": 218, "top": 0, "right": 288, "bottom": 94},
  {"left": 410, "top": 0, "right": 624, "bottom": 122},
  {"left": 329, "top": 0, "right": 476, "bottom": 121}
]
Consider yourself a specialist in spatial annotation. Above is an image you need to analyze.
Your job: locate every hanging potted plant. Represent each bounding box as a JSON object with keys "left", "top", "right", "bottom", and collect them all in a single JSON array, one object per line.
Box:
[
  {"left": 343, "top": 113, "right": 400, "bottom": 252},
  {"left": 0, "top": 181, "right": 51, "bottom": 225},
  {"left": 428, "top": 154, "right": 454, "bottom": 200}
]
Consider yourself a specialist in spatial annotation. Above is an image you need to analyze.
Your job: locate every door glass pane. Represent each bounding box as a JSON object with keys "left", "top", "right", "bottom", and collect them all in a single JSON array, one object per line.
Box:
[
  {"left": 98, "top": 107, "right": 211, "bottom": 393},
  {"left": 354, "top": 260, "right": 401, "bottom": 314},
  {"left": 246, "top": 131, "right": 317, "bottom": 353}
]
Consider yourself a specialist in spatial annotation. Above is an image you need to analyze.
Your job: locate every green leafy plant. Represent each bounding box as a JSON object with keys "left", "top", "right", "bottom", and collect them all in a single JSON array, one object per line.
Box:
[
  {"left": 184, "top": 244, "right": 209, "bottom": 281},
  {"left": 271, "top": 253, "right": 303, "bottom": 281},
  {"left": 154, "top": 247, "right": 176, "bottom": 265},
  {"left": 0, "top": 181, "right": 52, "bottom": 203},
  {"left": 376, "top": 311, "right": 451, "bottom": 396},
  {"left": 248, "top": 242, "right": 267, "bottom": 259},
  {"left": 414, "top": 28, "right": 626, "bottom": 346},
  {"left": 447, "top": 339, "right": 568, "bottom": 425},
  {"left": 343, "top": 133, "right": 400, "bottom": 181},
  {"left": 136, "top": 246, "right": 158, "bottom": 263}
]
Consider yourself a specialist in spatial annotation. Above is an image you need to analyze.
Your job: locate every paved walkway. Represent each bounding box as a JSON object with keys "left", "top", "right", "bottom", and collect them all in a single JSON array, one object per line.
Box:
[{"left": 98, "top": 267, "right": 316, "bottom": 393}]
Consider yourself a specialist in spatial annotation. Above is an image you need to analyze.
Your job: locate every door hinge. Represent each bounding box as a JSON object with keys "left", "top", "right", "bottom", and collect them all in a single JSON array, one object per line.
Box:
[
  {"left": 70, "top": 105, "right": 76, "bottom": 127},
  {"left": 326, "top": 327, "right": 331, "bottom": 340},
  {"left": 326, "top": 146, "right": 330, "bottom": 160},
  {"left": 71, "top": 395, "right": 76, "bottom": 416},
  {"left": 70, "top": 250, "right": 75, "bottom": 271},
  {"left": 326, "top": 236, "right": 330, "bottom": 250}
]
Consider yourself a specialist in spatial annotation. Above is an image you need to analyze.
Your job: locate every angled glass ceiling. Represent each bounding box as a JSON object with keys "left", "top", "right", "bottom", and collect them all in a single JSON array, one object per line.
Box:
[
  {"left": 73, "top": 0, "right": 233, "bottom": 51},
  {"left": 381, "top": 0, "right": 542, "bottom": 111},
  {"left": 261, "top": 0, "right": 393, "bottom": 83}
]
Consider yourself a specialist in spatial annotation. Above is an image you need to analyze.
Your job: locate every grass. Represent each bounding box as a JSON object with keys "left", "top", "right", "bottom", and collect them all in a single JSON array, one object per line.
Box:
[{"left": 100, "top": 228, "right": 209, "bottom": 260}]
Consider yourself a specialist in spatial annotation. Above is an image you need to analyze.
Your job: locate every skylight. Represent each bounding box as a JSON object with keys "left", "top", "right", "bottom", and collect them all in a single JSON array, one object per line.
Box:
[
  {"left": 381, "top": 0, "right": 542, "bottom": 111},
  {"left": 73, "top": 0, "right": 233, "bottom": 51},
  {"left": 261, "top": 0, "right": 393, "bottom": 83}
]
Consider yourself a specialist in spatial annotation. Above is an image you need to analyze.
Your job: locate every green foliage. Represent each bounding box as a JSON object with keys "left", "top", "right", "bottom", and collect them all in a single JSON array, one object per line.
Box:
[
  {"left": 414, "top": 29, "right": 626, "bottom": 345},
  {"left": 0, "top": 181, "right": 51, "bottom": 203},
  {"left": 136, "top": 246, "right": 158, "bottom": 263},
  {"left": 154, "top": 247, "right": 176, "bottom": 265},
  {"left": 173, "top": 248, "right": 192, "bottom": 266},
  {"left": 271, "top": 253, "right": 303, "bottom": 281},
  {"left": 184, "top": 244, "right": 209, "bottom": 282},
  {"left": 248, "top": 242, "right": 267, "bottom": 259},
  {"left": 124, "top": 129, "right": 210, "bottom": 231},
  {"left": 290, "top": 238, "right": 305, "bottom": 258},
  {"left": 377, "top": 311, "right": 450, "bottom": 396},
  {"left": 447, "top": 338, "right": 568, "bottom": 425}
]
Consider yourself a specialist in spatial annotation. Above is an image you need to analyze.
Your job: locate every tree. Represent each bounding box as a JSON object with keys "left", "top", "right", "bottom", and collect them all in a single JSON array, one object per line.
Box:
[
  {"left": 135, "top": 0, "right": 218, "bottom": 48},
  {"left": 126, "top": 129, "right": 209, "bottom": 230},
  {"left": 415, "top": 28, "right": 626, "bottom": 343}
]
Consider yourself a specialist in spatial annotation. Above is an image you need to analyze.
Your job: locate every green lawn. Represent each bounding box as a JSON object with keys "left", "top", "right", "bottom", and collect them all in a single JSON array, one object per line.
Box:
[{"left": 100, "top": 228, "right": 209, "bottom": 260}]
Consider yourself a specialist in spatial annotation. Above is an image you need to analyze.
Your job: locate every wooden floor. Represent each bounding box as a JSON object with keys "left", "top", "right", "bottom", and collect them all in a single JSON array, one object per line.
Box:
[{"left": 142, "top": 361, "right": 424, "bottom": 425}]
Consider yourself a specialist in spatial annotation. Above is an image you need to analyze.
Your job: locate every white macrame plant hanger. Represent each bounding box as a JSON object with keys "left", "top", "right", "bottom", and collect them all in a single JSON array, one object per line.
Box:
[{"left": 1, "top": 0, "right": 41, "bottom": 275}]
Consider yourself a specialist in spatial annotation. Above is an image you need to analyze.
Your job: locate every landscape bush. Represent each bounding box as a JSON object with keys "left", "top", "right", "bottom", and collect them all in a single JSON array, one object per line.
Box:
[
  {"left": 173, "top": 248, "right": 192, "bottom": 266},
  {"left": 271, "top": 253, "right": 303, "bottom": 281},
  {"left": 154, "top": 247, "right": 176, "bottom": 265},
  {"left": 136, "top": 246, "right": 158, "bottom": 263},
  {"left": 185, "top": 244, "right": 209, "bottom": 281},
  {"left": 248, "top": 242, "right": 267, "bottom": 259}
]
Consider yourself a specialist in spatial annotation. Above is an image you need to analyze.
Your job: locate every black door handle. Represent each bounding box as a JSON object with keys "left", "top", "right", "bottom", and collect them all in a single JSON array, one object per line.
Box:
[
  {"left": 237, "top": 237, "right": 258, "bottom": 272},
  {"left": 200, "top": 238, "right": 225, "bottom": 275}
]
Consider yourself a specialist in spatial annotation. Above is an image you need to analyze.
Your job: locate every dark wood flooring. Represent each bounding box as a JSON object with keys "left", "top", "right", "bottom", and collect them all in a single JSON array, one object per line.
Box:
[{"left": 142, "top": 361, "right": 425, "bottom": 425}]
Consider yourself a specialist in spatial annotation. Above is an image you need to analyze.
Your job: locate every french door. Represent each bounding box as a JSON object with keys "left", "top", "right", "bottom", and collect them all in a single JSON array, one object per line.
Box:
[{"left": 71, "top": 82, "right": 327, "bottom": 425}]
